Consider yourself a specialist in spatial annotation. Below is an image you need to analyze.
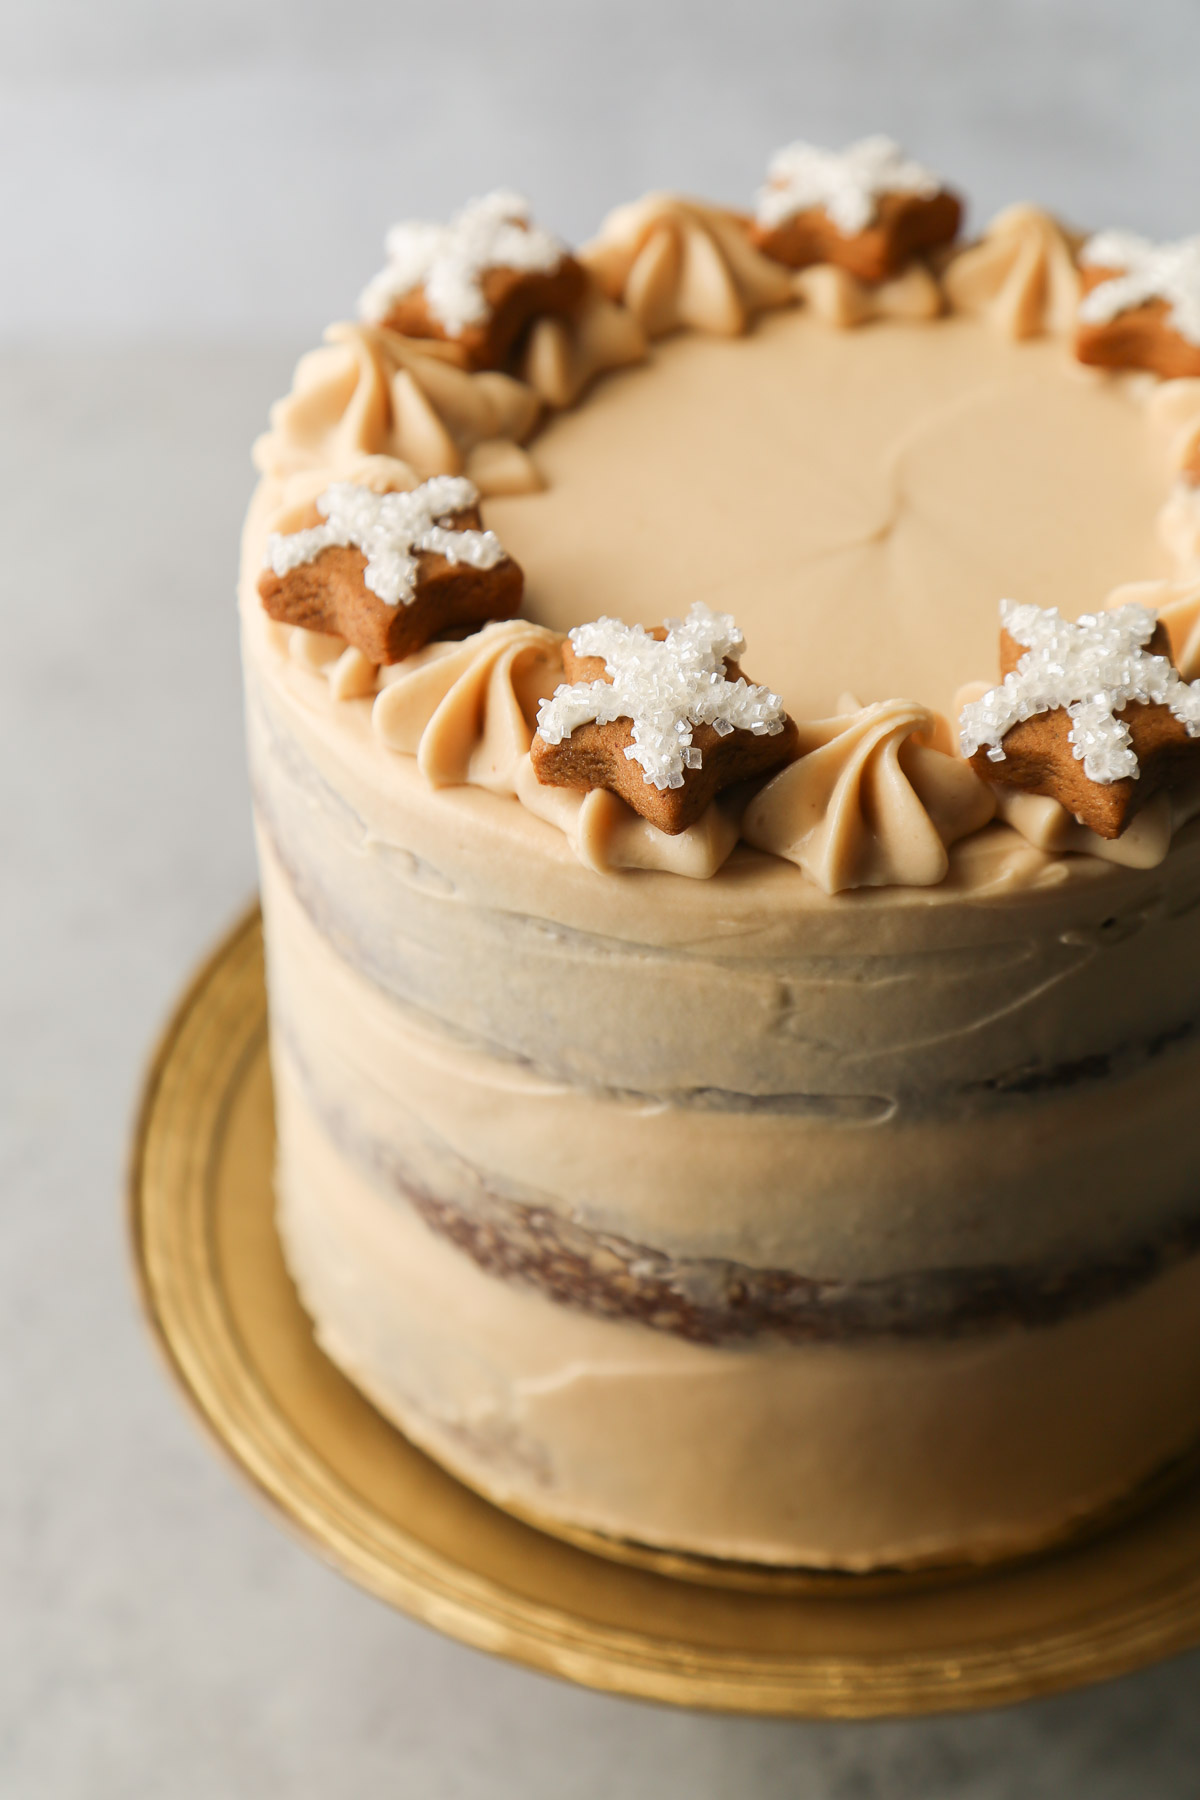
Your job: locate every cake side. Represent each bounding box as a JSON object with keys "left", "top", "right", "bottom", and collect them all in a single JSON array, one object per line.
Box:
[
  {"left": 238, "top": 157, "right": 1200, "bottom": 1569},
  {"left": 243, "top": 590, "right": 1200, "bottom": 1564}
]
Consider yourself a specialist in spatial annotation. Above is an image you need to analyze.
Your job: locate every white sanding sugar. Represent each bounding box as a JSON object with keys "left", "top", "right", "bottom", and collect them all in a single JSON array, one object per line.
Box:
[
  {"left": 537, "top": 602, "right": 787, "bottom": 791},
  {"left": 1079, "top": 230, "right": 1200, "bottom": 346},
  {"left": 264, "top": 478, "right": 505, "bottom": 608},
  {"left": 755, "top": 136, "right": 941, "bottom": 236},
  {"left": 358, "top": 190, "right": 566, "bottom": 336},
  {"left": 959, "top": 599, "right": 1200, "bottom": 784}
]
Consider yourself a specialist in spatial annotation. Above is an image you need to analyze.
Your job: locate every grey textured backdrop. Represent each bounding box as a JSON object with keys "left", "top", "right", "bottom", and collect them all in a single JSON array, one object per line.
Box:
[
  {"left": 7, "top": 0, "right": 1200, "bottom": 341},
  {"left": 6, "top": 3, "right": 1200, "bottom": 1796}
]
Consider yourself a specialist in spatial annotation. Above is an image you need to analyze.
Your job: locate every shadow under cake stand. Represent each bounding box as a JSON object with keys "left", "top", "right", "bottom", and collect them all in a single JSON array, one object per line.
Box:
[{"left": 128, "top": 906, "right": 1200, "bottom": 1718}]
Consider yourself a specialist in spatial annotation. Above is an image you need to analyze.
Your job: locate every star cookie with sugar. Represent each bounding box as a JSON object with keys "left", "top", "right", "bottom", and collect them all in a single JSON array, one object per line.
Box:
[
  {"left": 959, "top": 599, "right": 1200, "bottom": 838},
  {"left": 750, "top": 136, "right": 961, "bottom": 283},
  {"left": 358, "top": 189, "right": 586, "bottom": 371},
  {"left": 531, "top": 603, "right": 798, "bottom": 834},
  {"left": 259, "top": 477, "right": 524, "bottom": 665},
  {"left": 1076, "top": 230, "right": 1200, "bottom": 378}
]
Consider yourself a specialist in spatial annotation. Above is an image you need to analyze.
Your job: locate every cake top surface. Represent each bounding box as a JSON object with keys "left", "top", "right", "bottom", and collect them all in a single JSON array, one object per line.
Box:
[
  {"left": 243, "top": 144, "right": 1200, "bottom": 896},
  {"left": 484, "top": 312, "right": 1169, "bottom": 721}
]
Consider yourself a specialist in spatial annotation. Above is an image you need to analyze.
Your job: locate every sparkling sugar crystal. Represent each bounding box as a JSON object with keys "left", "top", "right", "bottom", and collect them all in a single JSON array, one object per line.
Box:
[
  {"left": 358, "top": 190, "right": 566, "bottom": 336},
  {"left": 536, "top": 603, "right": 788, "bottom": 791},
  {"left": 755, "top": 135, "right": 941, "bottom": 237},
  {"left": 958, "top": 599, "right": 1200, "bottom": 784},
  {"left": 264, "top": 477, "right": 505, "bottom": 608},
  {"left": 1079, "top": 230, "right": 1200, "bottom": 346}
]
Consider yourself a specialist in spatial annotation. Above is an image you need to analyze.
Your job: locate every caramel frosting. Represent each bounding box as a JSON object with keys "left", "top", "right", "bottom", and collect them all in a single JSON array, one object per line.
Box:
[
  {"left": 253, "top": 321, "right": 543, "bottom": 493},
  {"left": 276, "top": 1064, "right": 1200, "bottom": 1568},
  {"left": 485, "top": 310, "right": 1171, "bottom": 727},
  {"left": 1145, "top": 374, "right": 1200, "bottom": 478},
  {"left": 942, "top": 205, "right": 1082, "bottom": 341},
  {"left": 792, "top": 258, "right": 942, "bottom": 329},
  {"left": 1158, "top": 480, "right": 1200, "bottom": 569},
  {"left": 520, "top": 285, "right": 646, "bottom": 408},
  {"left": 581, "top": 195, "right": 793, "bottom": 338},
  {"left": 372, "top": 618, "right": 562, "bottom": 792},
  {"left": 513, "top": 756, "right": 740, "bottom": 878},
  {"left": 990, "top": 784, "right": 1200, "bottom": 870},
  {"left": 743, "top": 699, "right": 994, "bottom": 892},
  {"left": 250, "top": 293, "right": 1188, "bottom": 889},
  {"left": 256, "top": 843, "right": 1200, "bottom": 1563},
  {"left": 267, "top": 621, "right": 378, "bottom": 702},
  {"left": 298, "top": 612, "right": 735, "bottom": 877},
  {"left": 1109, "top": 572, "right": 1200, "bottom": 679}
]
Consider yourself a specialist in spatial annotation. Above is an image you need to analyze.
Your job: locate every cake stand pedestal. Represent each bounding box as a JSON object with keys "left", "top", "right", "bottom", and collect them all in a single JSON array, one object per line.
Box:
[{"left": 128, "top": 906, "right": 1200, "bottom": 1718}]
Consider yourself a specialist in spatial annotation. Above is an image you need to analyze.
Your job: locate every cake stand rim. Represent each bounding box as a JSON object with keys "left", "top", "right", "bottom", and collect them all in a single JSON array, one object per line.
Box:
[{"left": 126, "top": 901, "right": 1200, "bottom": 1719}]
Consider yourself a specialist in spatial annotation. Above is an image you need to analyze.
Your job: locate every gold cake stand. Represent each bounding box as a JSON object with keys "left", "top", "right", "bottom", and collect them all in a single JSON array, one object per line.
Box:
[{"left": 128, "top": 906, "right": 1200, "bottom": 1718}]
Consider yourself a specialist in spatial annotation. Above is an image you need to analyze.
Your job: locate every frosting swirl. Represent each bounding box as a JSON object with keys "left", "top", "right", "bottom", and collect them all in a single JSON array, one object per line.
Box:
[
  {"left": 742, "top": 699, "right": 995, "bottom": 893},
  {"left": 253, "top": 322, "right": 542, "bottom": 493},
  {"left": 943, "top": 206, "right": 1082, "bottom": 340},
  {"left": 792, "top": 260, "right": 942, "bottom": 328},
  {"left": 583, "top": 195, "right": 793, "bottom": 338},
  {"left": 522, "top": 286, "right": 646, "bottom": 408},
  {"left": 372, "top": 619, "right": 562, "bottom": 793}
]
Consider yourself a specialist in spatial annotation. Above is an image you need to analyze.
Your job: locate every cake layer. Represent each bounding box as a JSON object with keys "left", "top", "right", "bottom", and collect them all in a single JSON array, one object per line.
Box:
[
  {"left": 274, "top": 1058, "right": 1200, "bottom": 1569},
  {"left": 259, "top": 825, "right": 1200, "bottom": 1288},
  {"left": 246, "top": 642, "right": 1200, "bottom": 1103}
]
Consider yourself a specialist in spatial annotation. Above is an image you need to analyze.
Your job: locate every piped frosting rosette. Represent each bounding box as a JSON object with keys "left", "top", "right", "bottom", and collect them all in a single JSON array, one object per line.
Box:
[
  {"left": 253, "top": 322, "right": 543, "bottom": 493},
  {"left": 942, "top": 205, "right": 1083, "bottom": 340},
  {"left": 520, "top": 288, "right": 647, "bottom": 408},
  {"left": 372, "top": 619, "right": 563, "bottom": 793},
  {"left": 742, "top": 698, "right": 995, "bottom": 893},
  {"left": 367, "top": 618, "right": 742, "bottom": 877},
  {"left": 582, "top": 195, "right": 794, "bottom": 338},
  {"left": 790, "top": 259, "right": 942, "bottom": 328},
  {"left": 252, "top": 311, "right": 643, "bottom": 501}
]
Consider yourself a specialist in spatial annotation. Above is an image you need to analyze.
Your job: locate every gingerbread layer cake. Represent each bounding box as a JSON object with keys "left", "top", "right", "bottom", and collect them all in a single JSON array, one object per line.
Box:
[{"left": 239, "top": 158, "right": 1200, "bottom": 1570}]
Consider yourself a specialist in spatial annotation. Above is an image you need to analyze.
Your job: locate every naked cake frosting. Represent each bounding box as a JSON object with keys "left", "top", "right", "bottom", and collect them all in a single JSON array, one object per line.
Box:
[{"left": 239, "top": 139, "right": 1200, "bottom": 1571}]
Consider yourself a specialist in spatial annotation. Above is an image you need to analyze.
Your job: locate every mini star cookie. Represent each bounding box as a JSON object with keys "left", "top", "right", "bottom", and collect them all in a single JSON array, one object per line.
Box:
[
  {"left": 531, "top": 603, "right": 798, "bottom": 834},
  {"left": 258, "top": 477, "right": 524, "bottom": 665},
  {"left": 1076, "top": 231, "right": 1200, "bottom": 378},
  {"left": 750, "top": 136, "right": 961, "bottom": 283},
  {"left": 959, "top": 599, "right": 1200, "bottom": 838},
  {"left": 358, "top": 189, "right": 587, "bottom": 372}
]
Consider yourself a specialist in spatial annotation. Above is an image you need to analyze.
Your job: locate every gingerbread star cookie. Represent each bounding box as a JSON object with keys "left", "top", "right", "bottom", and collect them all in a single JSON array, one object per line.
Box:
[
  {"left": 1076, "top": 231, "right": 1200, "bottom": 378},
  {"left": 959, "top": 599, "right": 1200, "bottom": 838},
  {"left": 358, "top": 189, "right": 586, "bottom": 372},
  {"left": 750, "top": 135, "right": 961, "bottom": 283},
  {"left": 259, "top": 477, "right": 523, "bottom": 665},
  {"left": 531, "top": 603, "right": 798, "bottom": 834}
]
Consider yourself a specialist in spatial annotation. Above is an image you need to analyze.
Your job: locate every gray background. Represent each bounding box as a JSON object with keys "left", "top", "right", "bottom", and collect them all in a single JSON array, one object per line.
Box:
[{"left": 5, "top": 1, "right": 1200, "bottom": 1794}]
